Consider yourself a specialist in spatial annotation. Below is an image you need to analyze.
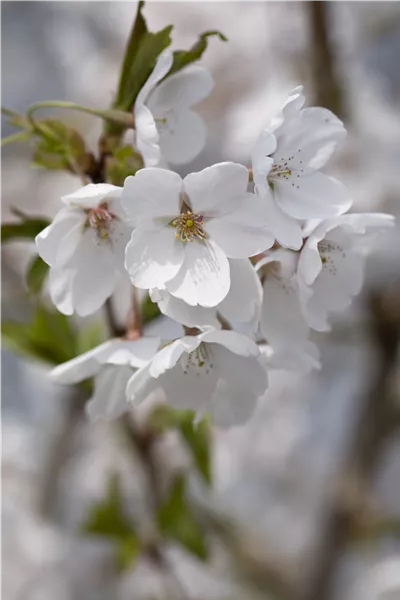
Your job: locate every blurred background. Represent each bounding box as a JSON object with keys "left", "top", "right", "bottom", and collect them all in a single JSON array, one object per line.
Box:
[{"left": 2, "top": 2, "right": 400, "bottom": 599}]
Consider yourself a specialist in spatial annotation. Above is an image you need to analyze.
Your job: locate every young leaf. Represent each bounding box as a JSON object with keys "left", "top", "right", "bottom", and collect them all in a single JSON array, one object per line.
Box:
[
  {"left": 26, "top": 255, "right": 49, "bottom": 294},
  {"left": 116, "top": 25, "right": 173, "bottom": 112},
  {"left": 32, "top": 118, "right": 91, "bottom": 173},
  {"left": 167, "top": 31, "right": 227, "bottom": 78},
  {"left": 1, "top": 216, "right": 50, "bottom": 243},
  {"left": 157, "top": 475, "right": 208, "bottom": 560},
  {"left": 116, "top": 1, "right": 148, "bottom": 107}
]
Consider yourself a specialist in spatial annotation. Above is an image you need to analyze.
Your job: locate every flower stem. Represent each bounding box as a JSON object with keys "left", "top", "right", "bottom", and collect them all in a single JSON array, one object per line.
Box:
[{"left": 26, "top": 101, "right": 134, "bottom": 129}]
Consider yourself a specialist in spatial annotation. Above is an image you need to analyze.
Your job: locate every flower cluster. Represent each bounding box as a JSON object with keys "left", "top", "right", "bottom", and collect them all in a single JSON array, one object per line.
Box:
[{"left": 38, "top": 53, "right": 394, "bottom": 427}]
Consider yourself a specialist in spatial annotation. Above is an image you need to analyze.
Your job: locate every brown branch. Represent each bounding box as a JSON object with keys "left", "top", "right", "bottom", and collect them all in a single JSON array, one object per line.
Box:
[
  {"left": 306, "top": 1, "right": 347, "bottom": 120},
  {"left": 301, "top": 288, "right": 400, "bottom": 600}
]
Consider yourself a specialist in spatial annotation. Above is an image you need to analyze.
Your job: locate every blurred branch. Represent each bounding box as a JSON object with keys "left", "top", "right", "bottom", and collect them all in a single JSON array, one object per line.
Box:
[
  {"left": 301, "top": 287, "right": 400, "bottom": 600},
  {"left": 37, "top": 387, "right": 88, "bottom": 519},
  {"left": 305, "top": 1, "right": 347, "bottom": 120}
]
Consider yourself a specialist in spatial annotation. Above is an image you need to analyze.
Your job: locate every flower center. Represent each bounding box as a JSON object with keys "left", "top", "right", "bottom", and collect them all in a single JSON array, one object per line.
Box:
[
  {"left": 84, "top": 202, "right": 115, "bottom": 240},
  {"left": 171, "top": 211, "right": 207, "bottom": 243},
  {"left": 181, "top": 343, "right": 214, "bottom": 375}
]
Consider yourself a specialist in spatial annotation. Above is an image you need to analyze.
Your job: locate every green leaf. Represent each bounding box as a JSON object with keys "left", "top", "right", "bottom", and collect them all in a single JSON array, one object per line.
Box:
[
  {"left": 116, "top": 1, "right": 148, "bottom": 107},
  {"left": 82, "top": 474, "right": 139, "bottom": 572},
  {"left": 26, "top": 255, "right": 49, "bottom": 294},
  {"left": 115, "top": 25, "right": 173, "bottom": 112},
  {"left": 2, "top": 303, "right": 77, "bottom": 365},
  {"left": 157, "top": 475, "right": 208, "bottom": 560},
  {"left": 1, "top": 216, "right": 50, "bottom": 243},
  {"left": 167, "top": 31, "right": 227, "bottom": 78},
  {"left": 105, "top": 145, "right": 144, "bottom": 186}
]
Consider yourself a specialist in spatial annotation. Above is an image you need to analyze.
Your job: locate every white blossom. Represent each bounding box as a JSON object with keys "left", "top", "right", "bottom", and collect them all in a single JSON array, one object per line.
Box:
[
  {"left": 297, "top": 213, "right": 395, "bottom": 331},
  {"left": 126, "top": 330, "right": 268, "bottom": 428},
  {"left": 36, "top": 184, "right": 132, "bottom": 316},
  {"left": 134, "top": 49, "right": 214, "bottom": 167},
  {"left": 50, "top": 337, "right": 161, "bottom": 421},
  {"left": 150, "top": 258, "right": 262, "bottom": 334},
  {"left": 257, "top": 249, "right": 320, "bottom": 372},
  {"left": 251, "top": 86, "right": 351, "bottom": 250},
  {"left": 122, "top": 162, "right": 274, "bottom": 308}
]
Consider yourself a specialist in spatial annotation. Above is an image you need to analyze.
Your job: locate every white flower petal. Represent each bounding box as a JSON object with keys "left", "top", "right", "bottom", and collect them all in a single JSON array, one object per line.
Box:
[
  {"left": 219, "top": 259, "right": 262, "bottom": 325},
  {"left": 48, "top": 267, "right": 74, "bottom": 315},
  {"left": 200, "top": 330, "right": 260, "bottom": 357},
  {"left": 183, "top": 162, "right": 248, "bottom": 217},
  {"left": 70, "top": 231, "right": 117, "bottom": 316},
  {"left": 166, "top": 239, "right": 230, "bottom": 307},
  {"left": 263, "top": 196, "right": 303, "bottom": 250},
  {"left": 274, "top": 171, "right": 352, "bottom": 220},
  {"left": 148, "top": 65, "right": 214, "bottom": 113},
  {"left": 109, "top": 220, "right": 134, "bottom": 272},
  {"left": 136, "top": 49, "right": 174, "bottom": 106},
  {"left": 150, "top": 288, "right": 220, "bottom": 329},
  {"left": 125, "top": 226, "right": 184, "bottom": 289},
  {"left": 100, "top": 337, "right": 161, "bottom": 368},
  {"left": 149, "top": 336, "right": 202, "bottom": 379},
  {"left": 50, "top": 340, "right": 120, "bottom": 384},
  {"left": 301, "top": 245, "right": 365, "bottom": 332},
  {"left": 134, "top": 103, "right": 161, "bottom": 167},
  {"left": 86, "top": 365, "right": 133, "bottom": 421},
  {"left": 205, "top": 193, "right": 274, "bottom": 258},
  {"left": 261, "top": 268, "right": 310, "bottom": 350},
  {"left": 36, "top": 208, "right": 84, "bottom": 268},
  {"left": 206, "top": 346, "right": 267, "bottom": 427},
  {"left": 62, "top": 183, "right": 120, "bottom": 208},
  {"left": 159, "top": 109, "right": 207, "bottom": 165},
  {"left": 161, "top": 358, "right": 219, "bottom": 412},
  {"left": 275, "top": 107, "right": 346, "bottom": 171},
  {"left": 122, "top": 168, "right": 182, "bottom": 227},
  {"left": 126, "top": 363, "right": 158, "bottom": 405}
]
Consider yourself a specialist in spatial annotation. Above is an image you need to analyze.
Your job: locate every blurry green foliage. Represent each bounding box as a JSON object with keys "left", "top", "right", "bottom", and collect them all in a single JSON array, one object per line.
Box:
[
  {"left": 1, "top": 211, "right": 50, "bottom": 243},
  {"left": 141, "top": 294, "right": 161, "bottom": 325},
  {"left": 149, "top": 405, "right": 212, "bottom": 485},
  {"left": 32, "top": 118, "right": 91, "bottom": 173},
  {"left": 2, "top": 303, "right": 77, "bottom": 364},
  {"left": 105, "top": 146, "right": 144, "bottom": 186},
  {"left": 157, "top": 474, "right": 209, "bottom": 560},
  {"left": 82, "top": 474, "right": 140, "bottom": 571},
  {"left": 26, "top": 255, "right": 49, "bottom": 294}
]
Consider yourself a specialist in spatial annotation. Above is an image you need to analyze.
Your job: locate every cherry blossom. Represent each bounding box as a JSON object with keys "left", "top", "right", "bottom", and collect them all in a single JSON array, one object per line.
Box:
[
  {"left": 257, "top": 249, "right": 320, "bottom": 372},
  {"left": 134, "top": 49, "right": 214, "bottom": 167},
  {"left": 251, "top": 86, "right": 351, "bottom": 250},
  {"left": 36, "top": 184, "right": 132, "bottom": 316},
  {"left": 297, "top": 213, "right": 395, "bottom": 331},
  {"left": 122, "top": 162, "right": 274, "bottom": 308},
  {"left": 150, "top": 258, "right": 262, "bottom": 334},
  {"left": 50, "top": 337, "right": 160, "bottom": 421},
  {"left": 126, "top": 330, "right": 268, "bottom": 428}
]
